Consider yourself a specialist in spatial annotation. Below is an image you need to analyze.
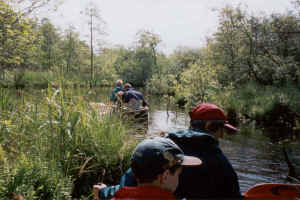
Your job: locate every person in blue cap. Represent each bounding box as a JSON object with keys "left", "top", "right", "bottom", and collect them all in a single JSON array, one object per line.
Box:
[
  {"left": 93, "top": 137, "right": 201, "bottom": 200},
  {"left": 94, "top": 103, "right": 242, "bottom": 199}
]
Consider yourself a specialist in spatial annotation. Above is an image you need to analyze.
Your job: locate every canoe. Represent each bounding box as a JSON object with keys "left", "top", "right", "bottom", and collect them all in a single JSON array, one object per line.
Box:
[
  {"left": 89, "top": 102, "right": 115, "bottom": 117},
  {"left": 89, "top": 102, "right": 149, "bottom": 125},
  {"left": 244, "top": 183, "right": 300, "bottom": 199}
]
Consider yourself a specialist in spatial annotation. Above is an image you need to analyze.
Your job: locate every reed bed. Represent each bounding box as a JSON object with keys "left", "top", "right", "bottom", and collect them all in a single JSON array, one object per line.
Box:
[{"left": 0, "top": 86, "right": 137, "bottom": 199}]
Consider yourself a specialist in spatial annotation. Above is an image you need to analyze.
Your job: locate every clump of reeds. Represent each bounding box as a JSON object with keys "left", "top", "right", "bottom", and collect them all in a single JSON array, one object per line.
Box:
[{"left": 0, "top": 85, "right": 136, "bottom": 199}]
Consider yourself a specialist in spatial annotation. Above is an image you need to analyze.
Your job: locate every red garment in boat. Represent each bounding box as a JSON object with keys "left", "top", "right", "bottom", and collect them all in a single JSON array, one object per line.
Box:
[{"left": 111, "top": 186, "right": 178, "bottom": 200}]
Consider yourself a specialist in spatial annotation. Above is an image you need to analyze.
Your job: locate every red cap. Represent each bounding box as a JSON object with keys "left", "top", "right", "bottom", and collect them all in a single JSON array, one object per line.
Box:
[{"left": 189, "top": 103, "right": 238, "bottom": 132}]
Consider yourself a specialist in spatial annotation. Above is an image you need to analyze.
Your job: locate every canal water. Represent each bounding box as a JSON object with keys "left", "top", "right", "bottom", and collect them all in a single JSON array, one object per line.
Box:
[{"left": 95, "top": 88, "right": 300, "bottom": 193}]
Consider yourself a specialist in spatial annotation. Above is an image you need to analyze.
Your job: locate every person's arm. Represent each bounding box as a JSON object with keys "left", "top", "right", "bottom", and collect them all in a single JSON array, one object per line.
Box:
[
  {"left": 99, "top": 168, "right": 137, "bottom": 199},
  {"left": 93, "top": 184, "right": 107, "bottom": 200},
  {"left": 136, "top": 92, "right": 148, "bottom": 107},
  {"left": 120, "top": 168, "right": 137, "bottom": 186},
  {"left": 99, "top": 185, "right": 121, "bottom": 200},
  {"left": 110, "top": 88, "right": 117, "bottom": 102},
  {"left": 141, "top": 96, "right": 148, "bottom": 107}
]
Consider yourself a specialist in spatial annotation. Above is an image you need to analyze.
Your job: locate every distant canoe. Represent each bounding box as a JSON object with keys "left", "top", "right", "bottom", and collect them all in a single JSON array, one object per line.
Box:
[
  {"left": 89, "top": 102, "right": 115, "bottom": 118},
  {"left": 89, "top": 102, "right": 149, "bottom": 124}
]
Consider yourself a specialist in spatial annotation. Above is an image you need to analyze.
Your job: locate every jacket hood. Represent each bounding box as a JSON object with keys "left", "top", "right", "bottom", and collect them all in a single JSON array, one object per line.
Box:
[{"left": 167, "top": 129, "right": 220, "bottom": 153}]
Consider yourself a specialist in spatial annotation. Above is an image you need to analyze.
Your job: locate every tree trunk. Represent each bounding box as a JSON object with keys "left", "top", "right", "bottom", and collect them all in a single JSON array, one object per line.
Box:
[{"left": 90, "top": 14, "right": 94, "bottom": 87}]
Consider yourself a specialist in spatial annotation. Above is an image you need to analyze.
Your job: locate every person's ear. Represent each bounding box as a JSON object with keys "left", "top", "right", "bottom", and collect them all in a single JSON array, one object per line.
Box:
[
  {"left": 218, "top": 127, "right": 224, "bottom": 138},
  {"left": 159, "top": 169, "right": 170, "bottom": 184},
  {"left": 204, "top": 121, "right": 212, "bottom": 129}
]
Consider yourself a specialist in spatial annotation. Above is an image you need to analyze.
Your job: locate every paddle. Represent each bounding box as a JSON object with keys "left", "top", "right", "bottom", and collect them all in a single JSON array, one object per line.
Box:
[{"left": 244, "top": 183, "right": 300, "bottom": 199}]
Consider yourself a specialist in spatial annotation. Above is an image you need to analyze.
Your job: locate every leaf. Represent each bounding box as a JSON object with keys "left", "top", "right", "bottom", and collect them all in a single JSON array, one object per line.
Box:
[{"left": 7, "top": 29, "right": 14, "bottom": 36}]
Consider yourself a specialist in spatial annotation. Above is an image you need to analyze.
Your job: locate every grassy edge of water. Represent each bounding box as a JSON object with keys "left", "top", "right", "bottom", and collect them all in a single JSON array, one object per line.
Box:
[{"left": 0, "top": 87, "right": 138, "bottom": 199}]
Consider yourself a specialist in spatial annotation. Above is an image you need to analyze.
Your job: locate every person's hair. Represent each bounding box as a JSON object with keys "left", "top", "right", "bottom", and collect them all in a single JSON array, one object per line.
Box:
[
  {"left": 168, "top": 164, "right": 182, "bottom": 175},
  {"left": 131, "top": 160, "right": 160, "bottom": 183},
  {"left": 116, "top": 80, "right": 123, "bottom": 86},
  {"left": 131, "top": 161, "right": 182, "bottom": 184},
  {"left": 190, "top": 120, "right": 224, "bottom": 133},
  {"left": 124, "top": 83, "right": 132, "bottom": 91}
]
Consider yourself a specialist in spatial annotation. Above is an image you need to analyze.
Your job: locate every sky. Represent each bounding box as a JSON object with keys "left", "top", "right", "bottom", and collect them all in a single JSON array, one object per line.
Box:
[{"left": 42, "top": 0, "right": 294, "bottom": 54}]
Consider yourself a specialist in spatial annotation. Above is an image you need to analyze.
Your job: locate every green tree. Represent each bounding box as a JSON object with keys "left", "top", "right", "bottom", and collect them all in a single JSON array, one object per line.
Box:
[
  {"left": 96, "top": 47, "right": 121, "bottom": 85},
  {"left": 0, "top": 1, "right": 36, "bottom": 74},
  {"left": 169, "top": 47, "right": 203, "bottom": 82},
  {"left": 38, "top": 18, "right": 61, "bottom": 70},
  {"left": 61, "top": 25, "right": 79, "bottom": 73},
  {"left": 136, "top": 30, "right": 161, "bottom": 67},
  {"left": 210, "top": 6, "right": 300, "bottom": 87},
  {"left": 115, "top": 30, "right": 161, "bottom": 87}
]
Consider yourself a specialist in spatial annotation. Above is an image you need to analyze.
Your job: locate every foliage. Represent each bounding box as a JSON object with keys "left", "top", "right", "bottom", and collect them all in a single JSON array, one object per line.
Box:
[
  {"left": 0, "top": 88, "right": 15, "bottom": 111},
  {"left": 96, "top": 48, "right": 121, "bottom": 85},
  {"left": 219, "top": 82, "right": 300, "bottom": 121},
  {"left": 210, "top": 5, "right": 300, "bottom": 87},
  {"left": 113, "top": 30, "right": 162, "bottom": 87},
  {"left": 38, "top": 18, "right": 62, "bottom": 70},
  {"left": 0, "top": 157, "right": 72, "bottom": 200},
  {"left": 0, "top": 1, "right": 37, "bottom": 72},
  {"left": 174, "top": 59, "right": 222, "bottom": 110},
  {"left": 2, "top": 1, "right": 300, "bottom": 91},
  {"left": 168, "top": 47, "right": 203, "bottom": 81},
  {"left": 146, "top": 73, "right": 176, "bottom": 95},
  {"left": 0, "top": 86, "right": 135, "bottom": 199},
  {"left": 113, "top": 47, "right": 152, "bottom": 87}
]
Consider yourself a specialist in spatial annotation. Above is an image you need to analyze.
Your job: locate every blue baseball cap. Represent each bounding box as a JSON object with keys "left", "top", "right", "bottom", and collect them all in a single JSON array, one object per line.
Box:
[{"left": 131, "top": 137, "right": 201, "bottom": 179}]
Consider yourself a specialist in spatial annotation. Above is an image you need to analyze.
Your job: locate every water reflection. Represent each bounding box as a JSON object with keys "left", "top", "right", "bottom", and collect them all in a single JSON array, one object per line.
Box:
[
  {"left": 147, "top": 110, "right": 188, "bottom": 134},
  {"left": 147, "top": 109, "right": 296, "bottom": 193}
]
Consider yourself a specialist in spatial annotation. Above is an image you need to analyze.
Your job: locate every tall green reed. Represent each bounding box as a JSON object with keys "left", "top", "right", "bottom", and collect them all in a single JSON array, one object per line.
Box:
[{"left": 0, "top": 85, "right": 136, "bottom": 199}]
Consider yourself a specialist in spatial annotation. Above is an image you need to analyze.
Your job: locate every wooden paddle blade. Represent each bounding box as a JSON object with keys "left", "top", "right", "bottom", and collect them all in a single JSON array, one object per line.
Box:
[{"left": 244, "top": 183, "right": 300, "bottom": 199}]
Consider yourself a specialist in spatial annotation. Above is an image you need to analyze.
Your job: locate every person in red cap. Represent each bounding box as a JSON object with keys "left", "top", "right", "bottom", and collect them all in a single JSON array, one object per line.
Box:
[
  {"left": 95, "top": 103, "right": 242, "bottom": 199},
  {"left": 167, "top": 103, "right": 241, "bottom": 199}
]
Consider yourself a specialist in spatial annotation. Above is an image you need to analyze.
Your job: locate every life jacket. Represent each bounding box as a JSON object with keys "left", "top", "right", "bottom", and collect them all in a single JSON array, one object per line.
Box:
[{"left": 111, "top": 186, "right": 177, "bottom": 200}]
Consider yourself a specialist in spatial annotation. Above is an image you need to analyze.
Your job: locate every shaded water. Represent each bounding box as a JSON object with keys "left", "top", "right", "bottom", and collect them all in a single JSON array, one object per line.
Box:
[{"left": 94, "top": 88, "right": 300, "bottom": 193}]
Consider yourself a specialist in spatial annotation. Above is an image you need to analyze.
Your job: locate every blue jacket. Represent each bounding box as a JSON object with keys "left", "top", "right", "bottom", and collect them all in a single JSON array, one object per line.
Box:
[
  {"left": 100, "top": 169, "right": 136, "bottom": 199},
  {"left": 110, "top": 86, "right": 123, "bottom": 102},
  {"left": 168, "top": 129, "right": 241, "bottom": 199},
  {"left": 100, "top": 129, "right": 241, "bottom": 199},
  {"left": 122, "top": 88, "right": 148, "bottom": 107}
]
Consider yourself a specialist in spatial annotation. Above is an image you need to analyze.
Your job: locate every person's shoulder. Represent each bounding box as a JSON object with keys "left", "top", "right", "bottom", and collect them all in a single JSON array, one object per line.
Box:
[
  {"left": 113, "top": 86, "right": 121, "bottom": 92},
  {"left": 167, "top": 129, "right": 211, "bottom": 139},
  {"left": 167, "top": 129, "right": 219, "bottom": 147}
]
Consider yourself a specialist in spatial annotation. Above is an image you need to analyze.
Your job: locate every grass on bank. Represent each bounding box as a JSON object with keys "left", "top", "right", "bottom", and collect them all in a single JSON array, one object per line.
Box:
[
  {"left": 0, "top": 69, "right": 116, "bottom": 90},
  {"left": 0, "top": 87, "right": 137, "bottom": 199}
]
